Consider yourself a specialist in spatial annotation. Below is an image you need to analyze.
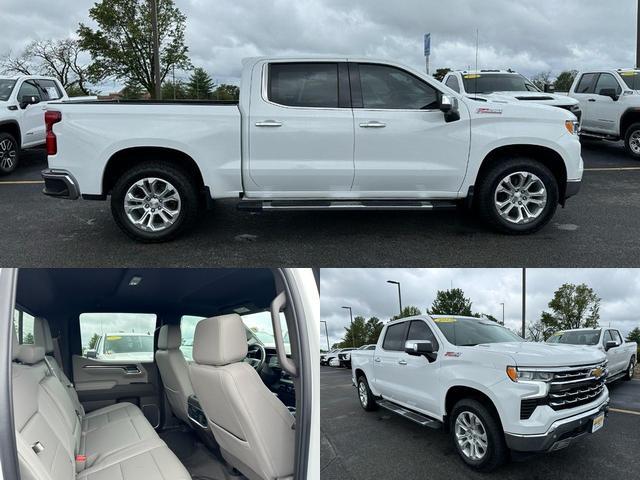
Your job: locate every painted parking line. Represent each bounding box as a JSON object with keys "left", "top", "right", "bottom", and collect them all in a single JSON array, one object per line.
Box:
[
  {"left": 0, "top": 180, "right": 44, "bottom": 185},
  {"left": 609, "top": 407, "right": 640, "bottom": 416},
  {"left": 585, "top": 167, "right": 640, "bottom": 172}
]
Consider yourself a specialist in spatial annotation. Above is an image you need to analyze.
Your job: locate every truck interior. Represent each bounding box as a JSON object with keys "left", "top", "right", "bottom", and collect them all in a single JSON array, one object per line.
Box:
[{"left": 3, "top": 268, "right": 310, "bottom": 480}]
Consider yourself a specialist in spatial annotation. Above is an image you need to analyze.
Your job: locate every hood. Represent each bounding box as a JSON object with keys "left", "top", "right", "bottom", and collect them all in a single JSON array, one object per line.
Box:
[
  {"left": 473, "top": 342, "right": 605, "bottom": 367},
  {"left": 469, "top": 91, "right": 579, "bottom": 107}
]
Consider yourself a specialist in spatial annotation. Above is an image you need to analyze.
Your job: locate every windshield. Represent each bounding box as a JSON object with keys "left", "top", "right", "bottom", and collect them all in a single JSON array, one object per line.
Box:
[
  {"left": 103, "top": 335, "right": 154, "bottom": 354},
  {"left": 462, "top": 73, "right": 539, "bottom": 94},
  {"left": 0, "top": 80, "right": 16, "bottom": 101},
  {"left": 432, "top": 317, "right": 523, "bottom": 346},
  {"left": 547, "top": 330, "right": 601, "bottom": 346},
  {"left": 620, "top": 71, "right": 640, "bottom": 90}
]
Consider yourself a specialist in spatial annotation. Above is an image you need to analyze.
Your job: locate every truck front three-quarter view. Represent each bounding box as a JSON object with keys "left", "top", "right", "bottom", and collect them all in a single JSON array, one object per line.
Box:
[
  {"left": 351, "top": 315, "right": 609, "bottom": 472},
  {"left": 42, "top": 57, "right": 583, "bottom": 242}
]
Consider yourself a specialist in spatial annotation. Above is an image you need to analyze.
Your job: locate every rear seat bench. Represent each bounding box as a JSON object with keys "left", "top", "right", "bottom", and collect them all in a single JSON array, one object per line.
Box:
[{"left": 12, "top": 326, "right": 191, "bottom": 480}]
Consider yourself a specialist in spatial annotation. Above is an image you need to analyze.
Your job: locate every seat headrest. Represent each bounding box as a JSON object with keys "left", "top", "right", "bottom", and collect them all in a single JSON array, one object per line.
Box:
[
  {"left": 34, "top": 317, "right": 54, "bottom": 354},
  {"left": 16, "top": 345, "right": 46, "bottom": 365},
  {"left": 12, "top": 327, "right": 21, "bottom": 361},
  {"left": 158, "top": 325, "right": 182, "bottom": 350},
  {"left": 193, "top": 314, "right": 248, "bottom": 366}
]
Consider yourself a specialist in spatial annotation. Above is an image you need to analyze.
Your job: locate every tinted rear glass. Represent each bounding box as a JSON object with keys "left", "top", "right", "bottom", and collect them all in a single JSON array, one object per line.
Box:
[
  {"left": 268, "top": 63, "right": 339, "bottom": 108},
  {"left": 382, "top": 322, "right": 408, "bottom": 351},
  {"left": 0, "top": 79, "right": 16, "bottom": 101},
  {"left": 575, "top": 74, "right": 597, "bottom": 94},
  {"left": 547, "top": 330, "right": 601, "bottom": 345},
  {"left": 619, "top": 71, "right": 640, "bottom": 90}
]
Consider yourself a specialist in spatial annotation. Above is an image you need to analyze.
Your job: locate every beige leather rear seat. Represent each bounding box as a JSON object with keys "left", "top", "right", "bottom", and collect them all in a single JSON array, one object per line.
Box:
[{"left": 12, "top": 327, "right": 191, "bottom": 480}]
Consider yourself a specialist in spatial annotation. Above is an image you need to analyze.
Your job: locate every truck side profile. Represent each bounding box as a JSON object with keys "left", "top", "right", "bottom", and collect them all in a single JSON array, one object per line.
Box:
[
  {"left": 351, "top": 315, "right": 609, "bottom": 472},
  {"left": 43, "top": 57, "right": 583, "bottom": 242}
]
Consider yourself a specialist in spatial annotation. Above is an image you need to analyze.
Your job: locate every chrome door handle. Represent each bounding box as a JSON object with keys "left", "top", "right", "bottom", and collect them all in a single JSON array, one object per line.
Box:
[
  {"left": 588, "top": 99, "right": 596, "bottom": 102},
  {"left": 255, "top": 120, "right": 283, "bottom": 127},
  {"left": 374, "top": 357, "right": 381, "bottom": 363},
  {"left": 398, "top": 360, "right": 408, "bottom": 366},
  {"left": 359, "top": 121, "right": 386, "bottom": 128}
]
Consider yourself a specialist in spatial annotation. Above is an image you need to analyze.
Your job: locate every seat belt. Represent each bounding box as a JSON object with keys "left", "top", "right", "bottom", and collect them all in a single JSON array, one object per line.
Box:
[{"left": 51, "top": 336, "right": 68, "bottom": 382}]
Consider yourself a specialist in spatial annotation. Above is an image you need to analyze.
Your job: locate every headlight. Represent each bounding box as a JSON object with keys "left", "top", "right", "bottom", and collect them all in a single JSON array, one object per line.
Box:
[
  {"left": 506, "top": 366, "right": 554, "bottom": 382},
  {"left": 565, "top": 120, "right": 579, "bottom": 135}
]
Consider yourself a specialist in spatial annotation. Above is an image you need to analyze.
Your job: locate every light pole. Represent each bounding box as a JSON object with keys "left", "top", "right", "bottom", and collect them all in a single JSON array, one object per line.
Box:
[
  {"left": 500, "top": 302, "right": 505, "bottom": 326},
  {"left": 320, "top": 321, "right": 330, "bottom": 351},
  {"left": 342, "top": 306, "right": 355, "bottom": 348},
  {"left": 387, "top": 280, "right": 403, "bottom": 317}
]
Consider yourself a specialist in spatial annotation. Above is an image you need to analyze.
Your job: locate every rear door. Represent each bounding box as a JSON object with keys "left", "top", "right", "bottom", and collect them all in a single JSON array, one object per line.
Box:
[
  {"left": 72, "top": 313, "right": 162, "bottom": 428},
  {"left": 572, "top": 73, "right": 599, "bottom": 131},
  {"left": 374, "top": 321, "right": 409, "bottom": 402}
]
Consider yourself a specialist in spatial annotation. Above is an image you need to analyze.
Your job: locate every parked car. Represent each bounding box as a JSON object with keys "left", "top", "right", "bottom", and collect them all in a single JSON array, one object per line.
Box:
[
  {"left": 85, "top": 332, "right": 155, "bottom": 362},
  {"left": 337, "top": 348, "right": 357, "bottom": 368},
  {"left": 0, "top": 75, "right": 94, "bottom": 174},
  {"left": 323, "top": 348, "right": 348, "bottom": 366},
  {"left": 321, "top": 349, "right": 339, "bottom": 366},
  {"left": 351, "top": 315, "right": 609, "bottom": 472},
  {"left": 442, "top": 70, "right": 581, "bottom": 119},
  {"left": 568, "top": 69, "right": 640, "bottom": 158},
  {"left": 547, "top": 327, "right": 637, "bottom": 382},
  {"left": 43, "top": 57, "right": 582, "bottom": 241}
]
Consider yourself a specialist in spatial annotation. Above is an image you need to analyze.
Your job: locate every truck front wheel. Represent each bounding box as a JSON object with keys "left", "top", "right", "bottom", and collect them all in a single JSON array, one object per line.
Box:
[
  {"left": 476, "top": 158, "right": 559, "bottom": 235},
  {"left": 0, "top": 133, "right": 19, "bottom": 175},
  {"left": 111, "top": 161, "right": 200, "bottom": 243},
  {"left": 357, "top": 375, "right": 377, "bottom": 411},
  {"left": 450, "top": 399, "right": 507, "bottom": 472},
  {"left": 624, "top": 123, "right": 640, "bottom": 159}
]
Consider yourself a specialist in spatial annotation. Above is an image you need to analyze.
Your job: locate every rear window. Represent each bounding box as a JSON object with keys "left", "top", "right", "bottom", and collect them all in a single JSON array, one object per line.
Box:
[
  {"left": 382, "top": 322, "right": 408, "bottom": 351},
  {"left": 37, "top": 79, "right": 63, "bottom": 100},
  {"left": 13, "top": 309, "right": 35, "bottom": 344},
  {"left": 268, "top": 62, "right": 339, "bottom": 108},
  {"left": 547, "top": 330, "right": 601, "bottom": 345},
  {"left": 79, "top": 313, "right": 156, "bottom": 362},
  {"left": 0, "top": 79, "right": 16, "bottom": 101},
  {"left": 620, "top": 71, "right": 640, "bottom": 90},
  {"left": 575, "top": 73, "right": 597, "bottom": 94}
]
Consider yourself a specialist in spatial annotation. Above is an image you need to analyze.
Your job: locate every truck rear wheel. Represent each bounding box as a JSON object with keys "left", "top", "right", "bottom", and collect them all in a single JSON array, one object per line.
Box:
[
  {"left": 357, "top": 375, "right": 377, "bottom": 411},
  {"left": 0, "top": 133, "right": 19, "bottom": 175},
  {"left": 476, "top": 157, "right": 559, "bottom": 235},
  {"left": 110, "top": 161, "right": 200, "bottom": 243},
  {"left": 624, "top": 356, "right": 636, "bottom": 381},
  {"left": 624, "top": 123, "right": 640, "bottom": 159},
  {"left": 450, "top": 399, "right": 507, "bottom": 472}
]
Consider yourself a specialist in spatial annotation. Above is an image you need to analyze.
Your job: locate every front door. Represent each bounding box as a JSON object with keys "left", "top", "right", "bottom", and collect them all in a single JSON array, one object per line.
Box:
[
  {"left": 589, "top": 73, "right": 624, "bottom": 134},
  {"left": 17, "top": 80, "right": 46, "bottom": 147}
]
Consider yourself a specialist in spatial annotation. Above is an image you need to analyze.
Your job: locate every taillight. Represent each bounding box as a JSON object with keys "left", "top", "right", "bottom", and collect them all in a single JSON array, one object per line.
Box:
[{"left": 45, "top": 110, "right": 62, "bottom": 156}]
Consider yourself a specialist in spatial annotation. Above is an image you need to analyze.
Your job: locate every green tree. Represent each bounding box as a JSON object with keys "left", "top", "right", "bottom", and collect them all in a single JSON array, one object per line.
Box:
[
  {"left": 428, "top": 288, "right": 473, "bottom": 316},
  {"left": 162, "top": 79, "right": 187, "bottom": 99},
  {"left": 213, "top": 84, "right": 240, "bottom": 101},
  {"left": 433, "top": 67, "right": 452, "bottom": 82},
  {"left": 120, "top": 80, "right": 145, "bottom": 99},
  {"left": 339, "top": 316, "right": 368, "bottom": 348},
  {"left": 23, "top": 332, "right": 34, "bottom": 345},
  {"left": 78, "top": 0, "right": 191, "bottom": 98},
  {"left": 554, "top": 70, "right": 578, "bottom": 92},
  {"left": 526, "top": 321, "right": 546, "bottom": 342},
  {"left": 540, "top": 283, "right": 601, "bottom": 334},
  {"left": 626, "top": 327, "right": 640, "bottom": 344},
  {"left": 364, "top": 317, "right": 384, "bottom": 345},
  {"left": 477, "top": 313, "right": 500, "bottom": 324},
  {"left": 531, "top": 71, "right": 552, "bottom": 90},
  {"left": 391, "top": 306, "right": 422, "bottom": 321},
  {"left": 88, "top": 333, "right": 100, "bottom": 349},
  {"left": 187, "top": 67, "right": 214, "bottom": 99}
]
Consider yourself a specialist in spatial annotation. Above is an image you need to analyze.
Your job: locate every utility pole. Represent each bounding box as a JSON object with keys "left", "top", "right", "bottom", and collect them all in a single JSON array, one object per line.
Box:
[
  {"left": 150, "top": 0, "right": 162, "bottom": 100},
  {"left": 522, "top": 269, "right": 526, "bottom": 338},
  {"left": 172, "top": 64, "right": 176, "bottom": 100},
  {"left": 387, "top": 280, "right": 403, "bottom": 317},
  {"left": 320, "top": 321, "right": 330, "bottom": 351},
  {"left": 342, "top": 306, "right": 355, "bottom": 348}
]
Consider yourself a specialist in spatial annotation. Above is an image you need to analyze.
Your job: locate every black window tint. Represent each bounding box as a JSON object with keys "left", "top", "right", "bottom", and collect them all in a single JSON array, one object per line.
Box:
[
  {"left": 611, "top": 330, "right": 622, "bottom": 345},
  {"left": 382, "top": 322, "right": 408, "bottom": 351},
  {"left": 268, "top": 63, "right": 339, "bottom": 108},
  {"left": 445, "top": 76, "right": 460, "bottom": 93},
  {"left": 407, "top": 321, "right": 439, "bottom": 351},
  {"left": 359, "top": 64, "right": 439, "bottom": 110},
  {"left": 594, "top": 74, "right": 621, "bottom": 96},
  {"left": 18, "top": 81, "right": 41, "bottom": 100},
  {"left": 576, "top": 74, "right": 597, "bottom": 94},
  {"left": 37, "top": 79, "right": 62, "bottom": 100}
]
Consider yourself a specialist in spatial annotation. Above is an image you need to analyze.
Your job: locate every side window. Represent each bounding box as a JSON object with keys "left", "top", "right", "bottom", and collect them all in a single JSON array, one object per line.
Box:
[
  {"left": 575, "top": 73, "right": 597, "bottom": 94},
  {"left": 611, "top": 330, "right": 622, "bottom": 345},
  {"left": 359, "top": 63, "right": 439, "bottom": 110},
  {"left": 13, "top": 309, "right": 35, "bottom": 344},
  {"left": 268, "top": 62, "right": 339, "bottom": 108},
  {"left": 603, "top": 330, "right": 613, "bottom": 344},
  {"left": 37, "top": 79, "right": 63, "bottom": 100},
  {"left": 17, "top": 80, "right": 41, "bottom": 101},
  {"left": 382, "top": 322, "right": 408, "bottom": 351},
  {"left": 594, "top": 74, "right": 622, "bottom": 96},
  {"left": 79, "top": 313, "right": 157, "bottom": 362},
  {"left": 407, "top": 320, "right": 439, "bottom": 351},
  {"left": 445, "top": 76, "right": 460, "bottom": 93},
  {"left": 180, "top": 315, "right": 203, "bottom": 361}
]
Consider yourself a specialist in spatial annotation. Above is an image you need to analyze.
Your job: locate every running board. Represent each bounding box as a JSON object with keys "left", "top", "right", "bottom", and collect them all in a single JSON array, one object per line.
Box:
[
  {"left": 238, "top": 199, "right": 458, "bottom": 212},
  {"left": 605, "top": 371, "right": 626, "bottom": 383},
  {"left": 376, "top": 399, "right": 442, "bottom": 429},
  {"left": 579, "top": 131, "right": 619, "bottom": 141}
]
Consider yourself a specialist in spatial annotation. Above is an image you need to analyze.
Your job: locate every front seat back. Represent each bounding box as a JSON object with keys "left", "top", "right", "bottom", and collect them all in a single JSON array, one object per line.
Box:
[
  {"left": 189, "top": 314, "right": 295, "bottom": 480},
  {"left": 155, "top": 325, "right": 194, "bottom": 424}
]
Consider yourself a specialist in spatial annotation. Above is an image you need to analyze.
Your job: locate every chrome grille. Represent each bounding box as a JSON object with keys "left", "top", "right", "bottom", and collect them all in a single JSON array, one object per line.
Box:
[{"left": 547, "top": 362, "right": 607, "bottom": 410}]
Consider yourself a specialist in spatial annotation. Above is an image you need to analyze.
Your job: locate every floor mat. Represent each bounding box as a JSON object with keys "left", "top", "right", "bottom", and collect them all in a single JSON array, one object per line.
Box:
[{"left": 161, "top": 429, "right": 229, "bottom": 480}]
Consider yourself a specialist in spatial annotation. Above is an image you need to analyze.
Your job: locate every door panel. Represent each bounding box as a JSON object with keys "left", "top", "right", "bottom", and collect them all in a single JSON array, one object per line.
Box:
[{"left": 17, "top": 80, "right": 46, "bottom": 147}]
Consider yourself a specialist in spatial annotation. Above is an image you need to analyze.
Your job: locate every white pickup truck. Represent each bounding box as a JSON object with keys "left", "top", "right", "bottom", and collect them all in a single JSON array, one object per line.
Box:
[
  {"left": 0, "top": 75, "right": 92, "bottom": 174},
  {"left": 442, "top": 70, "right": 582, "bottom": 120},
  {"left": 42, "top": 57, "right": 583, "bottom": 242},
  {"left": 351, "top": 315, "right": 609, "bottom": 472},
  {"left": 547, "top": 327, "right": 637, "bottom": 382},
  {"left": 568, "top": 69, "right": 640, "bottom": 158}
]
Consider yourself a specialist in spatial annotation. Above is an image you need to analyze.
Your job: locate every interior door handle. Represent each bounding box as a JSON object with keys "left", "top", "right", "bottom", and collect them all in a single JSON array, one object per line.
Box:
[
  {"left": 398, "top": 359, "right": 408, "bottom": 365},
  {"left": 255, "top": 120, "right": 283, "bottom": 127},
  {"left": 360, "top": 121, "right": 386, "bottom": 128}
]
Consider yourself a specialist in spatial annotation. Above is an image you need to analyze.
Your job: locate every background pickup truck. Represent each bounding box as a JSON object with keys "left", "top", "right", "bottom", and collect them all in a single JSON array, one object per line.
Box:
[
  {"left": 547, "top": 327, "right": 637, "bottom": 382},
  {"left": 351, "top": 315, "right": 609, "bottom": 472},
  {"left": 0, "top": 75, "right": 93, "bottom": 174},
  {"left": 568, "top": 69, "right": 640, "bottom": 158},
  {"left": 43, "top": 57, "right": 582, "bottom": 242}
]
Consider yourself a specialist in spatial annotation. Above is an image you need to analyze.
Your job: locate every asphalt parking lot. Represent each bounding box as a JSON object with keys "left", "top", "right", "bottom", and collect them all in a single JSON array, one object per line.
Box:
[
  {"left": 320, "top": 366, "right": 640, "bottom": 480},
  {"left": 1, "top": 140, "right": 640, "bottom": 267}
]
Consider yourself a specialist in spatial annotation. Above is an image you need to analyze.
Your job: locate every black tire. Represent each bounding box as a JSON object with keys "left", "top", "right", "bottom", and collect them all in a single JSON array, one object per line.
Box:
[
  {"left": 450, "top": 399, "right": 508, "bottom": 472},
  {"left": 624, "top": 356, "right": 636, "bottom": 381},
  {"left": 356, "top": 375, "right": 377, "bottom": 411},
  {"left": 624, "top": 123, "right": 640, "bottom": 159},
  {"left": 476, "top": 157, "right": 559, "bottom": 235},
  {"left": 110, "top": 161, "right": 200, "bottom": 243},
  {"left": 0, "top": 132, "right": 19, "bottom": 175}
]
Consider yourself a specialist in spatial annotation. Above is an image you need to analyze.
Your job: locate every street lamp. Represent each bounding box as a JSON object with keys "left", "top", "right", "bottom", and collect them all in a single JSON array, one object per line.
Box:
[
  {"left": 320, "top": 320, "right": 330, "bottom": 352},
  {"left": 341, "top": 306, "right": 355, "bottom": 348},
  {"left": 387, "top": 280, "right": 403, "bottom": 316},
  {"left": 500, "top": 302, "right": 505, "bottom": 326}
]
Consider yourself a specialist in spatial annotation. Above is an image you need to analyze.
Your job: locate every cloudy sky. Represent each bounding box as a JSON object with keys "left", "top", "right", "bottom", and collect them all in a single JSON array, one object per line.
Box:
[
  {"left": 320, "top": 269, "right": 640, "bottom": 348},
  {"left": 1, "top": 0, "right": 638, "bottom": 91}
]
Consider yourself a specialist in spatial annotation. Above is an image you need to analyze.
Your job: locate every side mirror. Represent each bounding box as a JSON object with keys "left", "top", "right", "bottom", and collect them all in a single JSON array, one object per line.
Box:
[
  {"left": 544, "top": 84, "right": 556, "bottom": 93},
  {"left": 604, "top": 341, "right": 617, "bottom": 351},
  {"left": 405, "top": 340, "right": 436, "bottom": 362},
  {"left": 20, "top": 95, "right": 40, "bottom": 109},
  {"left": 439, "top": 93, "right": 460, "bottom": 123},
  {"left": 599, "top": 88, "right": 619, "bottom": 101},
  {"left": 85, "top": 349, "right": 97, "bottom": 359}
]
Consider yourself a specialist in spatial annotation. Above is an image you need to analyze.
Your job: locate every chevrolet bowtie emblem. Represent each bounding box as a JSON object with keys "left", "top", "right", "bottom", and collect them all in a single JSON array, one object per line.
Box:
[{"left": 591, "top": 367, "right": 603, "bottom": 378}]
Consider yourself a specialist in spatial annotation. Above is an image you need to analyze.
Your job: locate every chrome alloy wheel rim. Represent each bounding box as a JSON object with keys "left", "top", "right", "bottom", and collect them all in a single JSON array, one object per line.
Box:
[
  {"left": 630, "top": 131, "right": 640, "bottom": 154},
  {"left": 0, "top": 138, "right": 16, "bottom": 170},
  {"left": 124, "top": 177, "right": 181, "bottom": 232},
  {"left": 455, "top": 411, "right": 488, "bottom": 461},
  {"left": 494, "top": 171, "right": 548, "bottom": 225},
  {"left": 358, "top": 382, "right": 367, "bottom": 407}
]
